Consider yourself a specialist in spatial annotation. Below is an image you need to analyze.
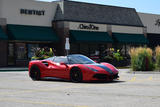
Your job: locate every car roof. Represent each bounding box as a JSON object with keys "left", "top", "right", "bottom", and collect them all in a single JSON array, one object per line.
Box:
[
  {"left": 45, "top": 54, "right": 84, "bottom": 60},
  {"left": 56, "top": 54, "right": 83, "bottom": 57}
]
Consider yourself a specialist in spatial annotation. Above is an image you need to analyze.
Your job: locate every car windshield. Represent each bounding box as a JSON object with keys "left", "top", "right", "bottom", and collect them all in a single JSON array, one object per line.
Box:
[{"left": 68, "top": 55, "right": 96, "bottom": 64}]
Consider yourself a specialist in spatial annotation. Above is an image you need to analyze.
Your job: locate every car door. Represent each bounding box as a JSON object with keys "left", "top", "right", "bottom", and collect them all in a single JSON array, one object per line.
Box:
[{"left": 48, "top": 57, "right": 69, "bottom": 79}]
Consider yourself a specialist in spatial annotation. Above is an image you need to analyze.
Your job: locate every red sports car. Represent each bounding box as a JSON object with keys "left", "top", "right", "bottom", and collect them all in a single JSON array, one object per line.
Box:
[{"left": 28, "top": 54, "right": 119, "bottom": 82}]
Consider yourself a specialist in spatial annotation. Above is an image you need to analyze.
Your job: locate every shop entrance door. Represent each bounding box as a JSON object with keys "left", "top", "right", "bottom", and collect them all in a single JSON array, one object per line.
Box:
[{"left": 8, "top": 43, "right": 15, "bottom": 66}]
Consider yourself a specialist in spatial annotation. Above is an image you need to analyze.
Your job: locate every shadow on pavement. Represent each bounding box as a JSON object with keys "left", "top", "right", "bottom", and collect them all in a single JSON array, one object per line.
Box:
[
  {"left": 39, "top": 77, "right": 125, "bottom": 84},
  {"left": 84, "top": 80, "right": 125, "bottom": 84}
]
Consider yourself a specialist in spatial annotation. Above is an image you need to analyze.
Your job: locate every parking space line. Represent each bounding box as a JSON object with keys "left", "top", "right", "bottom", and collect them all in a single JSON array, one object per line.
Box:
[
  {"left": 0, "top": 98, "right": 89, "bottom": 107},
  {"left": 118, "top": 75, "right": 160, "bottom": 83},
  {"left": 128, "top": 76, "right": 160, "bottom": 82},
  {"left": 0, "top": 84, "right": 96, "bottom": 96},
  {"left": 148, "top": 76, "right": 153, "bottom": 80},
  {"left": 0, "top": 85, "right": 75, "bottom": 95},
  {"left": 130, "top": 76, "right": 136, "bottom": 82}
]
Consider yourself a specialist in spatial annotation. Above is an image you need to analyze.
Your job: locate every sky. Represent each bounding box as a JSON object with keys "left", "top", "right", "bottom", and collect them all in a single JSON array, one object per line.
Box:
[{"left": 37, "top": 0, "right": 160, "bottom": 14}]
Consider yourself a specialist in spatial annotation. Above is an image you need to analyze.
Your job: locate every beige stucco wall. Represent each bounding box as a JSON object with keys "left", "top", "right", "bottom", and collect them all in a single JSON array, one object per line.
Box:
[
  {"left": 112, "top": 25, "right": 143, "bottom": 34},
  {"left": 69, "top": 22, "right": 107, "bottom": 32},
  {"left": 0, "top": 0, "right": 2, "bottom": 18},
  {"left": 0, "top": 0, "right": 58, "bottom": 26},
  {"left": 0, "top": 18, "right": 6, "bottom": 26},
  {"left": 138, "top": 12, "right": 160, "bottom": 34},
  {"left": 69, "top": 22, "right": 144, "bottom": 34}
]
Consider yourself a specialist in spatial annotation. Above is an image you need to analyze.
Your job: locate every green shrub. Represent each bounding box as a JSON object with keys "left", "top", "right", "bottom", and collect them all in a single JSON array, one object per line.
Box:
[
  {"left": 113, "top": 51, "right": 123, "bottom": 61},
  {"left": 130, "top": 47, "right": 154, "bottom": 71},
  {"left": 155, "top": 46, "right": 160, "bottom": 71},
  {"left": 103, "top": 49, "right": 123, "bottom": 62},
  {"left": 103, "top": 55, "right": 113, "bottom": 61},
  {"left": 31, "top": 48, "right": 55, "bottom": 60}
]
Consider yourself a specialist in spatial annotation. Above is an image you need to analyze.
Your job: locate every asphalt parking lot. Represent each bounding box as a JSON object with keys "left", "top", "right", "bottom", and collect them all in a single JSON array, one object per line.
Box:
[{"left": 0, "top": 69, "right": 160, "bottom": 107}]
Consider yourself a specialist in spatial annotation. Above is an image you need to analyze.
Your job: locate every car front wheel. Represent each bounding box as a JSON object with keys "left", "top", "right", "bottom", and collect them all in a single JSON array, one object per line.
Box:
[{"left": 70, "top": 68, "right": 82, "bottom": 83}]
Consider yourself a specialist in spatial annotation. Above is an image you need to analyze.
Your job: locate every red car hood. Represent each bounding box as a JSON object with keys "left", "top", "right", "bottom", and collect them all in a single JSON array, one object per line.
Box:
[{"left": 84, "top": 64, "right": 117, "bottom": 75}]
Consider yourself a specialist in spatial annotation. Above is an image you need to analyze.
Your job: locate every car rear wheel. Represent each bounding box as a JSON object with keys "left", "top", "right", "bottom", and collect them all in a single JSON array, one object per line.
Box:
[
  {"left": 29, "top": 65, "right": 41, "bottom": 81},
  {"left": 70, "top": 68, "right": 82, "bottom": 83}
]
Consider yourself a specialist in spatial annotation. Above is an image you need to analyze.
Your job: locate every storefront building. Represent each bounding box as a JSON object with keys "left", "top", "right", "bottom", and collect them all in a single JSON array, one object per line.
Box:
[
  {"left": 0, "top": 0, "right": 60, "bottom": 66},
  {"left": 138, "top": 13, "right": 160, "bottom": 48},
  {"left": 0, "top": 0, "right": 149, "bottom": 66},
  {"left": 53, "top": 1, "right": 148, "bottom": 57}
]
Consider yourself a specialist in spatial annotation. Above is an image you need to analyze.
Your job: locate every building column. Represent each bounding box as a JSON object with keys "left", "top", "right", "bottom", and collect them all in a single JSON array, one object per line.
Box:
[
  {"left": 0, "top": 18, "right": 8, "bottom": 67},
  {"left": 52, "top": 21, "right": 69, "bottom": 56},
  {"left": 0, "top": 40, "right": 8, "bottom": 67},
  {"left": 107, "top": 25, "right": 112, "bottom": 49},
  {"left": 143, "top": 26, "right": 147, "bottom": 38}
]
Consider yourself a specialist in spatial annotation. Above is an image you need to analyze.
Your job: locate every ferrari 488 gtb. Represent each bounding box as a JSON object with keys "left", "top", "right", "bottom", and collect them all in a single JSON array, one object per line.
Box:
[{"left": 29, "top": 54, "right": 119, "bottom": 82}]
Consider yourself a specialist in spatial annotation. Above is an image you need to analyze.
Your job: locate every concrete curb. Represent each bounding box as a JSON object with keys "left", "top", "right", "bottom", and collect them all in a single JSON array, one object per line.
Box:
[
  {"left": 0, "top": 68, "right": 28, "bottom": 72},
  {"left": 129, "top": 71, "right": 160, "bottom": 74},
  {"left": 119, "top": 69, "right": 160, "bottom": 74}
]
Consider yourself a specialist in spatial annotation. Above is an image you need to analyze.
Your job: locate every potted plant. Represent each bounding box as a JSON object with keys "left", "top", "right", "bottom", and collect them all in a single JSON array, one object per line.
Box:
[{"left": 31, "top": 47, "right": 55, "bottom": 60}]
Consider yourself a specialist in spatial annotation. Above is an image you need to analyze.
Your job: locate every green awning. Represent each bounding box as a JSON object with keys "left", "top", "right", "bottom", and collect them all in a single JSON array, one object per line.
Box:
[
  {"left": 113, "top": 33, "right": 149, "bottom": 44},
  {"left": 7, "top": 24, "right": 59, "bottom": 42},
  {"left": 0, "top": 27, "right": 8, "bottom": 40},
  {"left": 70, "top": 30, "right": 113, "bottom": 43}
]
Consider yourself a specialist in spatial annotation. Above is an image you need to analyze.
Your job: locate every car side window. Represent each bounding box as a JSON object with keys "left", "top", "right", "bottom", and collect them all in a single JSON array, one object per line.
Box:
[
  {"left": 45, "top": 57, "right": 55, "bottom": 61},
  {"left": 68, "top": 57, "right": 76, "bottom": 64},
  {"left": 53, "top": 57, "right": 69, "bottom": 64}
]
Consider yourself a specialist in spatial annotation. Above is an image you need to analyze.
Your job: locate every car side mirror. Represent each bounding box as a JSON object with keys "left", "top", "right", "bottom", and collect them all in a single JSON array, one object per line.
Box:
[
  {"left": 60, "top": 62, "right": 68, "bottom": 67},
  {"left": 60, "top": 62, "right": 66, "bottom": 65}
]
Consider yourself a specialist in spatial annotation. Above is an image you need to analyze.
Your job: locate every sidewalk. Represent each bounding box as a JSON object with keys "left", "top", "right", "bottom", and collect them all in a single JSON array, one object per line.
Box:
[{"left": 0, "top": 67, "right": 28, "bottom": 72}]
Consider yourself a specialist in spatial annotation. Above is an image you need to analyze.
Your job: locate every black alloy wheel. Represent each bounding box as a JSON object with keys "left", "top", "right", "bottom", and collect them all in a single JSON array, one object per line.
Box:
[
  {"left": 70, "top": 68, "right": 83, "bottom": 83},
  {"left": 29, "top": 65, "right": 41, "bottom": 81}
]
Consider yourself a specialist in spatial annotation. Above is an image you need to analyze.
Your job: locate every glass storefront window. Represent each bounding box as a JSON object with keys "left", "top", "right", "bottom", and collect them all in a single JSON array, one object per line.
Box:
[
  {"left": 80, "top": 44, "right": 89, "bottom": 56},
  {"left": 70, "top": 43, "right": 108, "bottom": 57},
  {"left": 8, "top": 43, "right": 15, "bottom": 65},
  {"left": 89, "top": 44, "right": 99, "bottom": 56},
  {"left": 113, "top": 43, "right": 132, "bottom": 56},
  {"left": 70, "top": 43, "right": 79, "bottom": 54},
  {"left": 16, "top": 43, "right": 27, "bottom": 60},
  {"left": 28, "top": 44, "right": 39, "bottom": 59}
]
